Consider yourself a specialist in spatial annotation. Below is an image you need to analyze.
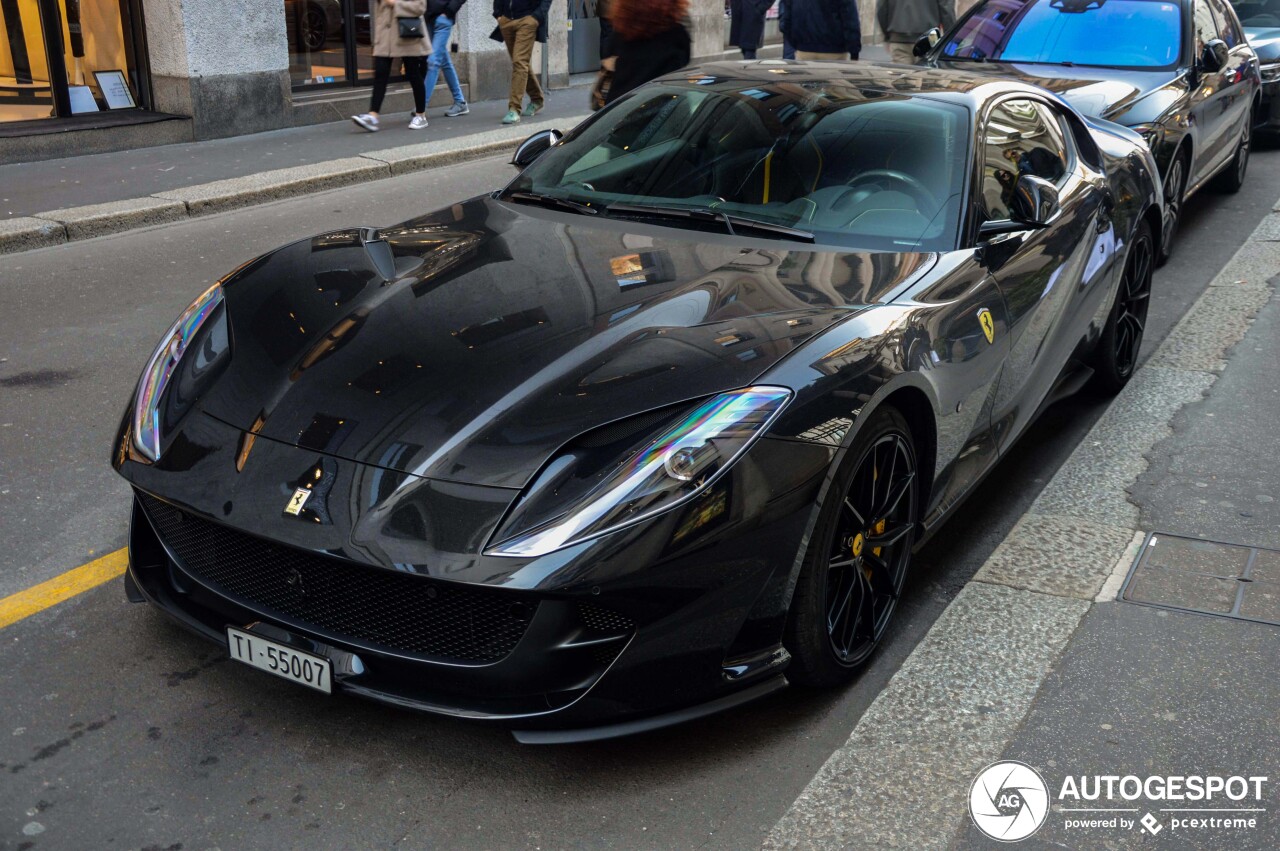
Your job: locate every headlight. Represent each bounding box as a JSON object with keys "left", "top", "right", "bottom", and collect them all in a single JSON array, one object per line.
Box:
[
  {"left": 487, "top": 386, "right": 792, "bottom": 557},
  {"left": 1262, "top": 62, "right": 1280, "bottom": 83},
  {"left": 132, "top": 283, "right": 227, "bottom": 462}
]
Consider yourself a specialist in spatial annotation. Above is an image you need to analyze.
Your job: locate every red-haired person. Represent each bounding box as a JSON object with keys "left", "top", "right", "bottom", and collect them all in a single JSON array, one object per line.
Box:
[{"left": 606, "top": 0, "right": 691, "bottom": 103}]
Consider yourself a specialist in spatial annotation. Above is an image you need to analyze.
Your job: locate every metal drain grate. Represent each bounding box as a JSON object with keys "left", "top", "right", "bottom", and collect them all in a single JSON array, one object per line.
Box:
[{"left": 1120, "top": 533, "right": 1280, "bottom": 626}]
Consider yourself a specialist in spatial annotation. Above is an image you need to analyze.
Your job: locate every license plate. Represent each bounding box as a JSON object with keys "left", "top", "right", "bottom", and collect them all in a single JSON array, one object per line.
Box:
[{"left": 227, "top": 627, "right": 332, "bottom": 694}]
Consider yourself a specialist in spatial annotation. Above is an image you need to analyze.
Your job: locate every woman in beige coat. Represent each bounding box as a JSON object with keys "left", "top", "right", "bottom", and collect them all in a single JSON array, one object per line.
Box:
[{"left": 352, "top": 0, "right": 432, "bottom": 132}]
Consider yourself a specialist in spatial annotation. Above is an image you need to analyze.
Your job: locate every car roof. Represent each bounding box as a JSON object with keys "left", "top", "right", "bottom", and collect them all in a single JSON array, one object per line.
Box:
[{"left": 655, "top": 60, "right": 1066, "bottom": 112}]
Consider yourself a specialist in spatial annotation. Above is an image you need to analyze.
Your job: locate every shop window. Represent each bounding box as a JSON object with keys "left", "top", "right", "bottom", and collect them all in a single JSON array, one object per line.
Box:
[
  {"left": 1, "top": 0, "right": 144, "bottom": 124},
  {"left": 287, "top": 0, "right": 379, "bottom": 90}
]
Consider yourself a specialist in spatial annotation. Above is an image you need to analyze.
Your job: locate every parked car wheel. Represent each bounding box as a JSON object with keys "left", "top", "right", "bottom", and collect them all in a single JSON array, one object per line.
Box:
[
  {"left": 1157, "top": 147, "right": 1189, "bottom": 266},
  {"left": 1091, "top": 220, "right": 1154, "bottom": 394},
  {"left": 785, "top": 406, "right": 919, "bottom": 687},
  {"left": 1213, "top": 112, "right": 1253, "bottom": 194}
]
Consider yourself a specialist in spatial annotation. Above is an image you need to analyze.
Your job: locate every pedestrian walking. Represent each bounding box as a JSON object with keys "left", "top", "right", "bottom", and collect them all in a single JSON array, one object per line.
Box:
[
  {"left": 423, "top": 0, "right": 470, "bottom": 117},
  {"left": 351, "top": 0, "right": 432, "bottom": 132},
  {"left": 729, "top": 0, "right": 772, "bottom": 60},
  {"left": 491, "top": 0, "right": 553, "bottom": 125},
  {"left": 591, "top": 0, "right": 618, "bottom": 110},
  {"left": 876, "top": 0, "right": 955, "bottom": 65},
  {"left": 780, "top": 0, "right": 860, "bottom": 60},
  {"left": 605, "top": 0, "right": 691, "bottom": 104}
]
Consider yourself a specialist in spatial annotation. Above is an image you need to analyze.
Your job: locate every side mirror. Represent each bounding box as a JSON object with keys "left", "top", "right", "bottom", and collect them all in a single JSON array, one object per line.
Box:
[
  {"left": 1199, "top": 38, "right": 1229, "bottom": 73},
  {"left": 1010, "top": 174, "right": 1060, "bottom": 227},
  {"left": 511, "top": 129, "right": 562, "bottom": 169},
  {"left": 913, "top": 27, "right": 943, "bottom": 58}
]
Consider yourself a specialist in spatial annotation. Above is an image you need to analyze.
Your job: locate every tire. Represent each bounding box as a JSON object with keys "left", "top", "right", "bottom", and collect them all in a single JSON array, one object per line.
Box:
[
  {"left": 1157, "top": 147, "right": 1188, "bottom": 267},
  {"left": 784, "top": 406, "right": 920, "bottom": 687},
  {"left": 302, "top": 5, "right": 329, "bottom": 52},
  {"left": 1213, "top": 112, "right": 1252, "bottom": 194},
  {"left": 1090, "top": 219, "right": 1154, "bottom": 395}
]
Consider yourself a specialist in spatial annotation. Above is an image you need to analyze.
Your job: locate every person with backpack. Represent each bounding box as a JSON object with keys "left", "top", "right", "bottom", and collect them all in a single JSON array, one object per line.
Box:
[
  {"left": 491, "top": 0, "right": 554, "bottom": 125},
  {"left": 351, "top": 0, "right": 432, "bottom": 132},
  {"left": 423, "top": 0, "right": 470, "bottom": 117}
]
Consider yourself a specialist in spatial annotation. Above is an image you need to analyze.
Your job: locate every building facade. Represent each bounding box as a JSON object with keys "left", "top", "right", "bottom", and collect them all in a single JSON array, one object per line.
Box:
[{"left": 0, "top": 0, "right": 969, "bottom": 163}]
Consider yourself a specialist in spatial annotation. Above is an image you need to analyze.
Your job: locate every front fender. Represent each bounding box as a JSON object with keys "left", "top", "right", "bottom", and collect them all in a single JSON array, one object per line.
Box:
[{"left": 756, "top": 280, "right": 1010, "bottom": 614}]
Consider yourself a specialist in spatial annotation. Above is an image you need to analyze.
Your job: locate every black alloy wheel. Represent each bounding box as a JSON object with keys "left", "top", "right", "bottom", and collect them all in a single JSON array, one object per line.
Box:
[
  {"left": 1214, "top": 114, "right": 1252, "bottom": 193},
  {"left": 1090, "top": 219, "right": 1153, "bottom": 394},
  {"left": 1157, "top": 149, "right": 1187, "bottom": 266},
  {"left": 302, "top": 5, "right": 329, "bottom": 52},
  {"left": 785, "top": 406, "right": 919, "bottom": 686}
]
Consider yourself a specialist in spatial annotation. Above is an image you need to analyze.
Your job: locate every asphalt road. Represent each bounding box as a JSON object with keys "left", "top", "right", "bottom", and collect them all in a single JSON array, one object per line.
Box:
[{"left": 1, "top": 143, "right": 1278, "bottom": 850}]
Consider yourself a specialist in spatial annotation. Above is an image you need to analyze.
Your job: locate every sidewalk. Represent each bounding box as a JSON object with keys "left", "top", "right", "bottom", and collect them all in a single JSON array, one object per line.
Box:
[
  {"left": 765, "top": 204, "right": 1280, "bottom": 848},
  {"left": 0, "top": 82, "right": 591, "bottom": 221}
]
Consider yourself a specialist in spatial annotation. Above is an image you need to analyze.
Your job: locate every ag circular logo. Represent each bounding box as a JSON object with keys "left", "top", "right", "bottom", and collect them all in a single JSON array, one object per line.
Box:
[{"left": 969, "top": 760, "right": 1050, "bottom": 842}]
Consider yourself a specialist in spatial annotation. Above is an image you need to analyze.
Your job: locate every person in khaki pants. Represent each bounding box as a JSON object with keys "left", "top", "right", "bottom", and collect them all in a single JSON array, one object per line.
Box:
[
  {"left": 490, "top": 0, "right": 553, "bottom": 125},
  {"left": 780, "top": 0, "right": 861, "bottom": 60},
  {"left": 877, "top": 0, "right": 955, "bottom": 64}
]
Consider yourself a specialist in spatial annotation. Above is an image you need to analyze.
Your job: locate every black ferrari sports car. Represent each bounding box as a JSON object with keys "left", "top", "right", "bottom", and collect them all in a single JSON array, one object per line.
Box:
[
  {"left": 923, "top": 0, "right": 1260, "bottom": 263},
  {"left": 113, "top": 62, "right": 1161, "bottom": 742}
]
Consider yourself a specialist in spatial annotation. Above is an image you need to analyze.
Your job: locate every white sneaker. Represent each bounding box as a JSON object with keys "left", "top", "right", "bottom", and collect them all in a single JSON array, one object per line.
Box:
[
  {"left": 408, "top": 115, "right": 428, "bottom": 130},
  {"left": 351, "top": 113, "right": 379, "bottom": 132}
]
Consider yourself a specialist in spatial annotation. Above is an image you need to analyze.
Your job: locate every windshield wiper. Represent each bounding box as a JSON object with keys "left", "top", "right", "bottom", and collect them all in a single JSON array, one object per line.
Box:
[
  {"left": 606, "top": 203, "right": 815, "bottom": 243},
  {"left": 507, "top": 191, "right": 600, "bottom": 216}
]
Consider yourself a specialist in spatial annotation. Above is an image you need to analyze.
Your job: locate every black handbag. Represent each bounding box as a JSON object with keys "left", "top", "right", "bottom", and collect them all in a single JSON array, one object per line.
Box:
[{"left": 398, "top": 16, "right": 425, "bottom": 39}]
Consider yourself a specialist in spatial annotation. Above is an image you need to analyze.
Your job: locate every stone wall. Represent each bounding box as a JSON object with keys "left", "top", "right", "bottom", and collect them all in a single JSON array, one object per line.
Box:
[{"left": 142, "top": 0, "right": 291, "bottom": 139}]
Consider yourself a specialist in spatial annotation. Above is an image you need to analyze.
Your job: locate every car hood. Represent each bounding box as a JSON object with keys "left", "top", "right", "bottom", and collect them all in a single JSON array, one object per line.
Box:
[
  {"left": 1246, "top": 26, "right": 1280, "bottom": 63},
  {"left": 933, "top": 59, "right": 1182, "bottom": 121},
  {"left": 198, "top": 196, "right": 936, "bottom": 489}
]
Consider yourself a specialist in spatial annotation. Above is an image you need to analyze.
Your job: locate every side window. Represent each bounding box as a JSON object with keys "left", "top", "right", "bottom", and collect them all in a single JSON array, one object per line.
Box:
[
  {"left": 981, "top": 99, "right": 1070, "bottom": 220},
  {"left": 1207, "top": 0, "right": 1243, "bottom": 47},
  {"left": 1193, "top": 0, "right": 1219, "bottom": 53}
]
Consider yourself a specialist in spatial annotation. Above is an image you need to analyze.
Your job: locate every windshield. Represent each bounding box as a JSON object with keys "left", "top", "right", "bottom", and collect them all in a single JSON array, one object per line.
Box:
[
  {"left": 1232, "top": 0, "right": 1280, "bottom": 27},
  {"left": 505, "top": 81, "right": 969, "bottom": 252},
  {"left": 941, "top": 0, "right": 1183, "bottom": 68}
]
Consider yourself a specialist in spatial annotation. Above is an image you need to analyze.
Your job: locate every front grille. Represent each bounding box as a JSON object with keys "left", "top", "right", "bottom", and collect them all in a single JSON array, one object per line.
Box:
[
  {"left": 577, "top": 603, "right": 635, "bottom": 667},
  {"left": 139, "top": 494, "right": 536, "bottom": 664},
  {"left": 578, "top": 603, "right": 634, "bottom": 634}
]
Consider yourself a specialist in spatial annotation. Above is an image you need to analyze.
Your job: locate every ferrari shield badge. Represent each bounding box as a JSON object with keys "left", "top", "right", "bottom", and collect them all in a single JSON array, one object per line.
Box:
[
  {"left": 978, "top": 308, "right": 995, "bottom": 345},
  {"left": 284, "top": 487, "right": 311, "bottom": 516}
]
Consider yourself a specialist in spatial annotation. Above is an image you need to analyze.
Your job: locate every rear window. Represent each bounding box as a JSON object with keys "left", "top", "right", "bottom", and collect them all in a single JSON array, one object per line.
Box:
[{"left": 942, "top": 0, "right": 1184, "bottom": 69}]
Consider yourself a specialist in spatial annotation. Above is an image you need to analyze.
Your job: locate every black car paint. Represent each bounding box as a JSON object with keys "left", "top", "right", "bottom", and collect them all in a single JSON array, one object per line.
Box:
[
  {"left": 929, "top": 0, "right": 1260, "bottom": 220},
  {"left": 112, "top": 64, "right": 1161, "bottom": 738},
  {"left": 191, "top": 204, "right": 935, "bottom": 490},
  {"left": 1242, "top": 23, "right": 1280, "bottom": 129}
]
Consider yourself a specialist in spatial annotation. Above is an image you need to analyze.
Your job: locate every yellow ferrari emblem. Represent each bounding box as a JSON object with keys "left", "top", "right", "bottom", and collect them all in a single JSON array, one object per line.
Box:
[
  {"left": 284, "top": 487, "right": 311, "bottom": 516},
  {"left": 978, "top": 308, "right": 995, "bottom": 345},
  {"left": 852, "top": 533, "right": 865, "bottom": 558}
]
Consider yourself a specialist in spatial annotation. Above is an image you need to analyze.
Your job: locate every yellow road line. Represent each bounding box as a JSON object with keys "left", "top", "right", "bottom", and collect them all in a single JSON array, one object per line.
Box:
[{"left": 0, "top": 548, "right": 128, "bottom": 629}]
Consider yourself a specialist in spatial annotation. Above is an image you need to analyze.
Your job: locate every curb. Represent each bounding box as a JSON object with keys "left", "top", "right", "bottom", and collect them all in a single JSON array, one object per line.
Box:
[
  {"left": 0, "top": 114, "right": 588, "bottom": 256},
  {"left": 763, "top": 209, "right": 1280, "bottom": 850}
]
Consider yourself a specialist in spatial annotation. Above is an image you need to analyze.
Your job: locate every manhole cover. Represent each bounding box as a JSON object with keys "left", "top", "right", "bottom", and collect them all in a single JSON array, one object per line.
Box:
[{"left": 1120, "top": 533, "right": 1280, "bottom": 626}]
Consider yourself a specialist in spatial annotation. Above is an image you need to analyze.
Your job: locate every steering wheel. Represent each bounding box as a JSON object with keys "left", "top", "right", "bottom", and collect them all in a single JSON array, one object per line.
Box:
[{"left": 842, "top": 169, "right": 937, "bottom": 211}]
